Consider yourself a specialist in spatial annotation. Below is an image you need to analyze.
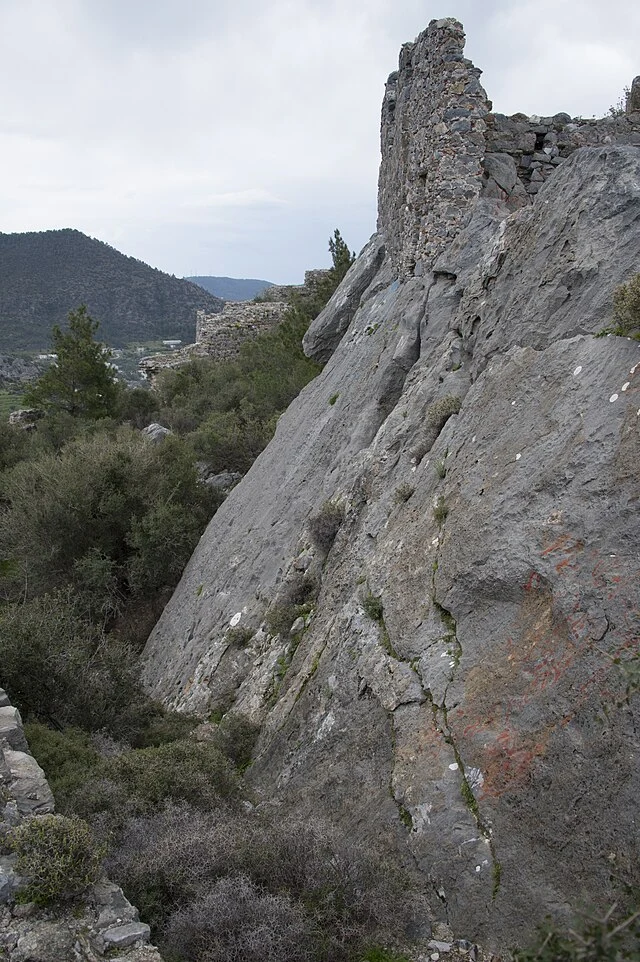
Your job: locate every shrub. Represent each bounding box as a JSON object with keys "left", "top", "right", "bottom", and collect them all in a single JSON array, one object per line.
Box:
[
  {"left": 433, "top": 496, "right": 449, "bottom": 526},
  {"left": 99, "top": 739, "right": 239, "bottom": 813},
  {"left": 106, "top": 804, "right": 241, "bottom": 928},
  {"left": 108, "top": 807, "right": 417, "bottom": 958},
  {"left": 361, "top": 950, "right": 412, "bottom": 962},
  {"left": 164, "top": 875, "right": 315, "bottom": 962},
  {"left": 0, "top": 427, "right": 219, "bottom": 603},
  {"left": 8, "top": 814, "right": 103, "bottom": 904},
  {"left": 513, "top": 905, "right": 640, "bottom": 962},
  {"left": 126, "top": 499, "right": 209, "bottom": 595},
  {"left": 128, "top": 710, "right": 197, "bottom": 749},
  {"left": 0, "top": 591, "right": 146, "bottom": 734},
  {"left": 363, "top": 592, "right": 384, "bottom": 622},
  {"left": 307, "top": 499, "right": 344, "bottom": 552},
  {"left": 214, "top": 714, "right": 260, "bottom": 771},
  {"left": 228, "top": 816, "right": 415, "bottom": 959},
  {"left": 612, "top": 273, "right": 640, "bottom": 339},
  {"left": 265, "top": 568, "right": 318, "bottom": 637},
  {"left": 608, "top": 85, "right": 631, "bottom": 118},
  {"left": 225, "top": 625, "right": 254, "bottom": 648},
  {"left": 411, "top": 395, "right": 461, "bottom": 465},
  {"left": 22, "top": 724, "right": 99, "bottom": 813},
  {"left": 393, "top": 482, "right": 414, "bottom": 504},
  {"left": 0, "top": 421, "right": 28, "bottom": 473},
  {"left": 265, "top": 602, "right": 310, "bottom": 637}
]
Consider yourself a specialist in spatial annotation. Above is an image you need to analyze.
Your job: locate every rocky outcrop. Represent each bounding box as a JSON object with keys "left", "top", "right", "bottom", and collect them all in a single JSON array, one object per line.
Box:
[
  {"left": 303, "top": 236, "right": 386, "bottom": 363},
  {"left": 141, "top": 18, "right": 640, "bottom": 953},
  {"left": 0, "top": 689, "right": 162, "bottom": 962},
  {"left": 7, "top": 410, "right": 43, "bottom": 431}
]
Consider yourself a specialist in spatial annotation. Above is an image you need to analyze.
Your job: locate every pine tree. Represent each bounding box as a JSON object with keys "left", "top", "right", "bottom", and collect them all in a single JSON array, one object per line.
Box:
[
  {"left": 25, "top": 305, "right": 118, "bottom": 418},
  {"left": 328, "top": 229, "right": 355, "bottom": 285}
]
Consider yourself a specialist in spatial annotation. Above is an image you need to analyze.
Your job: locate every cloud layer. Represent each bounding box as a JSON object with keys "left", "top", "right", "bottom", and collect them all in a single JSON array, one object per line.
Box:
[{"left": 1, "top": 0, "right": 637, "bottom": 281}]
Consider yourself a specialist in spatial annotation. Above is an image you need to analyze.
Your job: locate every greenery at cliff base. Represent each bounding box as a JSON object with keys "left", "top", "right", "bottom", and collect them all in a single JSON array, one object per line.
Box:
[{"left": 0, "top": 231, "right": 426, "bottom": 962}]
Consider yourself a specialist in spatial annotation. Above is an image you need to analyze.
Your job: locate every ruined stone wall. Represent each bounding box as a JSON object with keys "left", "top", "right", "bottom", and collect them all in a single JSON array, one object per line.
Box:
[
  {"left": 377, "top": 18, "right": 491, "bottom": 277},
  {"left": 378, "top": 17, "right": 640, "bottom": 276},
  {"left": 140, "top": 268, "right": 332, "bottom": 380},
  {"left": 195, "top": 300, "right": 289, "bottom": 354},
  {"left": 482, "top": 109, "right": 640, "bottom": 207},
  {"left": 0, "top": 688, "right": 162, "bottom": 961}
]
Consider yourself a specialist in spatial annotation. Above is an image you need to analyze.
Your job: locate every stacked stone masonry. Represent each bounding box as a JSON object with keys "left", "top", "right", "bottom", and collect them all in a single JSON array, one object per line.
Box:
[
  {"left": 378, "top": 17, "right": 640, "bottom": 277},
  {"left": 140, "top": 269, "right": 331, "bottom": 380},
  {"left": 0, "top": 688, "right": 163, "bottom": 962}
]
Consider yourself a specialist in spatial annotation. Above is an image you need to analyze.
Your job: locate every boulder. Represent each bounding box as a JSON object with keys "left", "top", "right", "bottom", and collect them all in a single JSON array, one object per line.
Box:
[{"left": 141, "top": 422, "right": 172, "bottom": 443}]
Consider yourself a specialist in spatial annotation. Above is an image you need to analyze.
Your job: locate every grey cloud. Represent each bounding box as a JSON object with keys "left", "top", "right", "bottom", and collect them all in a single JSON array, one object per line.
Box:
[{"left": 0, "top": 0, "right": 637, "bottom": 280}]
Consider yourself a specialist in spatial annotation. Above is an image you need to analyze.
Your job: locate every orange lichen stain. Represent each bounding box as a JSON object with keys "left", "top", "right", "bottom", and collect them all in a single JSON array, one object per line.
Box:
[
  {"left": 479, "top": 726, "right": 550, "bottom": 800},
  {"left": 453, "top": 530, "right": 638, "bottom": 802},
  {"left": 540, "top": 533, "right": 584, "bottom": 558}
]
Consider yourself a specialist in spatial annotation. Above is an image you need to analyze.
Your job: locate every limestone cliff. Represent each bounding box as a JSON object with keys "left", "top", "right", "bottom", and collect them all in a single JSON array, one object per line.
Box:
[{"left": 141, "top": 19, "right": 640, "bottom": 949}]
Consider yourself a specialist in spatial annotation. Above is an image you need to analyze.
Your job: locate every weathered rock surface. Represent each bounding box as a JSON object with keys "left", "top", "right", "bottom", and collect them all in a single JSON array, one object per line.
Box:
[
  {"left": 628, "top": 76, "right": 640, "bottom": 114},
  {"left": 304, "top": 235, "right": 386, "bottom": 362},
  {"left": 141, "top": 19, "right": 640, "bottom": 953}
]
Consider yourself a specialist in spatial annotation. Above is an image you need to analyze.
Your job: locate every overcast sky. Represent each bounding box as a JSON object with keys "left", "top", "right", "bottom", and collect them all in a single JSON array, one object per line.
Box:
[{"left": 1, "top": 0, "right": 638, "bottom": 283}]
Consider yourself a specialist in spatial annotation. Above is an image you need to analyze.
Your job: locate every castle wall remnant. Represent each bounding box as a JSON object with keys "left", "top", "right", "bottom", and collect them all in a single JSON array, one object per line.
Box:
[
  {"left": 377, "top": 18, "right": 491, "bottom": 277},
  {"left": 140, "top": 269, "right": 331, "bottom": 381},
  {"left": 378, "top": 18, "right": 640, "bottom": 278}
]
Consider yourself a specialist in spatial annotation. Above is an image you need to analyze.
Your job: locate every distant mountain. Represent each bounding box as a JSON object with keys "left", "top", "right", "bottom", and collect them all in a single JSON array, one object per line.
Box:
[
  {"left": 186, "top": 276, "right": 274, "bottom": 301},
  {"left": 0, "top": 229, "right": 223, "bottom": 350}
]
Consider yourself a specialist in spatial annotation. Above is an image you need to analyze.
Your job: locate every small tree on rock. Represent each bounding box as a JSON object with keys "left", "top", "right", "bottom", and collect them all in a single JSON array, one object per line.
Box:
[
  {"left": 328, "top": 228, "right": 355, "bottom": 285},
  {"left": 25, "top": 305, "right": 119, "bottom": 418}
]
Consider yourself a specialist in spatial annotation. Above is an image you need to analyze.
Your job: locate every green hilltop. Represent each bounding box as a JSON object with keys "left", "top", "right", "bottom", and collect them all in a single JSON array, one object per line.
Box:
[{"left": 0, "top": 229, "right": 223, "bottom": 350}]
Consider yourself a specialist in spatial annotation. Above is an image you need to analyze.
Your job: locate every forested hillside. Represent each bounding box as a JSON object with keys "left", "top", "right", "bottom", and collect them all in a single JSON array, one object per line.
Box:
[{"left": 0, "top": 229, "right": 223, "bottom": 350}]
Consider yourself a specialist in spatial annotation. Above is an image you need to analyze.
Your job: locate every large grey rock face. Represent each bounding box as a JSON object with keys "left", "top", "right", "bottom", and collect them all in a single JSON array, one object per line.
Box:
[
  {"left": 140, "top": 11, "right": 640, "bottom": 948},
  {"left": 142, "top": 142, "right": 640, "bottom": 949},
  {"left": 303, "top": 235, "right": 386, "bottom": 362}
]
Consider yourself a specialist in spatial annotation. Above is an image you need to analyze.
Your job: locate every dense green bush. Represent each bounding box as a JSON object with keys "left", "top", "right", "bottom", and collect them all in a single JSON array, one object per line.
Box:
[
  {"left": 0, "top": 592, "right": 146, "bottom": 733},
  {"left": 0, "top": 420, "right": 28, "bottom": 473},
  {"left": 612, "top": 273, "right": 640, "bottom": 339},
  {"left": 155, "top": 304, "right": 322, "bottom": 476},
  {"left": 8, "top": 814, "right": 104, "bottom": 904},
  {"left": 102, "top": 740, "right": 239, "bottom": 811},
  {"left": 0, "top": 426, "right": 220, "bottom": 608},
  {"left": 22, "top": 724, "right": 99, "bottom": 811}
]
